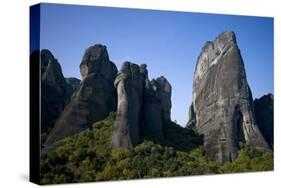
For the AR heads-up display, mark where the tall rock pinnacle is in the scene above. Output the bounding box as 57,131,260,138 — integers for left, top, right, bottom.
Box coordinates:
112,62,147,148
188,31,270,163
41,50,67,133
112,62,172,148
44,44,117,146
142,76,171,139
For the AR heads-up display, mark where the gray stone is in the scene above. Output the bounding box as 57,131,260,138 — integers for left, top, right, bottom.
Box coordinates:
142,79,163,139
44,44,117,146
65,77,81,101
80,44,117,82
155,76,172,122
41,50,67,133
186,104,196,129
112,61,172,147
189,31,270,163
111,62,146,148
112,59,172,148
142,76,171,139
254,94,274,148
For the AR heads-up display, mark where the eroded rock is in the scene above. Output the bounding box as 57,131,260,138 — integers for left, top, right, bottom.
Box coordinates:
142,76,171,139
185,104,196,129
65,77,81,101
44,44,117,146
254,94,274,148
111,62,146,148
189,31,270,163
112,60,173,147
41,50,67,133
155,76,172,122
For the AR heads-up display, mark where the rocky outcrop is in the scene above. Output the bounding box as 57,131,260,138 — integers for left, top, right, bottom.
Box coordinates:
254,94,274,148
189,31,270,163
44,44,117,146
186,104,196,129
111,62,147,148
142,77,171,139
65,77,81,100
155,76,172,122
112,62,172,148
41,50,67,133
80,44,117,81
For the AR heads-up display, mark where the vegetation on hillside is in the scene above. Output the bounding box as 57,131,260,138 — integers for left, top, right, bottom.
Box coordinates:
40,112,273,184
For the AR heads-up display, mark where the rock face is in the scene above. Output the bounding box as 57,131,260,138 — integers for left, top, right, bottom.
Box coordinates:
80,44,117,82
65,77,81,100
254,94,274,148
41,50,67,133
111,62,147,148
112,62,172,148
142,77,171,139
45,44,117,146
41,44,173,148
186,104,196,129
189,31,270,163
155,76,172,122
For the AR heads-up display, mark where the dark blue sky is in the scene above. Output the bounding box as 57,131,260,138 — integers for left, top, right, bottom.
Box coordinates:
40,3,273,126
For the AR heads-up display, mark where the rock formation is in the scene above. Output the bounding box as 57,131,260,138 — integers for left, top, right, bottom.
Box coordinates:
80,63,88,79
111,62,147,148
186,104,196,129
188,31,270,163
80,44,117,81
41,49,67,133
254,94,274,148
44,44,117,146
155,76,172,122
142,77,171,139
65,77,81,100
112,62,172,148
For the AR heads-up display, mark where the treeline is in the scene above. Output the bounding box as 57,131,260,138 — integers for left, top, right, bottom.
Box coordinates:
40,112,273,184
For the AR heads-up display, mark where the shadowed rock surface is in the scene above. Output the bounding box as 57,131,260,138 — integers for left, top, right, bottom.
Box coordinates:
254,94,274,148
155,76,172,122
80,44,117,81
41,50,67,133
65,77,81,101
142,76,171,139
189,31,270,163
112,61,172,148
112,62,147,148
186,104,196,129
45,44,117,146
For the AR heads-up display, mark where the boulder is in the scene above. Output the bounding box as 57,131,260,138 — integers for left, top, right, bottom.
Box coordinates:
254,94,274,148
44,44,117,146
189,31,270,163
41,49,67,133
